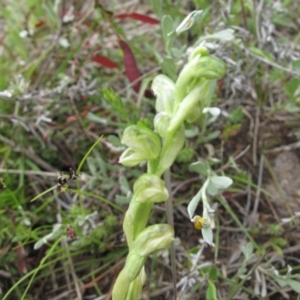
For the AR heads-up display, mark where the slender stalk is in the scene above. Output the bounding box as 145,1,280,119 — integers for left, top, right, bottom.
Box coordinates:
164,170,177,298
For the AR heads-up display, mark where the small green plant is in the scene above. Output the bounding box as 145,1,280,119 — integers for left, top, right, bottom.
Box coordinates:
112,11,233,300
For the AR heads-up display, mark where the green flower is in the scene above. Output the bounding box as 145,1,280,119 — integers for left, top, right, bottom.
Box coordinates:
154,112,171,137
174,55,226,105
119,124,161,166
133,174,169,204
134,224,174,256
152,74,175,115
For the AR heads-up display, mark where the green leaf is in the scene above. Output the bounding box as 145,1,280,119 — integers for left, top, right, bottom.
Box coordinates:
206,280,218,300
34,238,46,250
202,130,220,142
161,15,175,53
241,242,254,260
87,157,97,175
198,28,235,43
103,88,124,110
285,77,300,97
34,224,62,250
208,266,218,280
108,134,122,147
202,226,213,245
273,276,300,294
151,0,163,19
115,195,131,205
250,46,274,61
185,126,199,138
286,279,300,293
292,59,300,73
86,112,108,124
271,243,283,255
161,15,174,39
176,147,195,163
284,102,300,113
160,57,177,81
272,237,287,247
209,175,233,189
119,176,131,195
187,188,203,219
189,160,210,176
230,107,244,123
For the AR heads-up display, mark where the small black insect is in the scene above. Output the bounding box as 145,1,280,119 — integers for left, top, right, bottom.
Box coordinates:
56,168,78,192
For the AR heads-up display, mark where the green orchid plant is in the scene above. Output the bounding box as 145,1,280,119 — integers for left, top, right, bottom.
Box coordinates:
112,11,233,300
